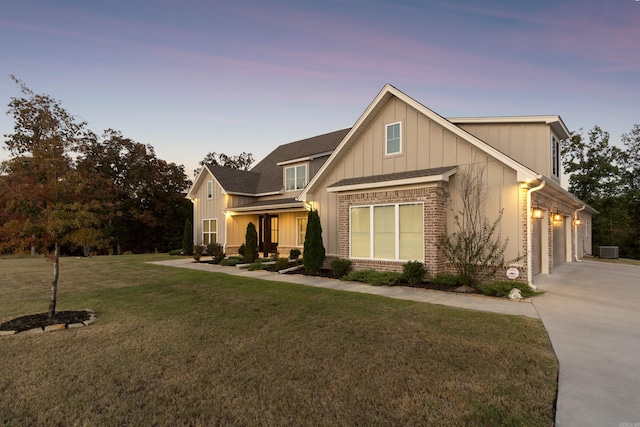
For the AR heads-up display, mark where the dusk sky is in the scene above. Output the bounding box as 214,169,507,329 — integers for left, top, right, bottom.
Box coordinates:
1,0,638,182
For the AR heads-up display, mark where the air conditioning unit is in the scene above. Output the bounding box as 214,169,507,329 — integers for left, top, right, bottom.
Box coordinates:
599,246,619,259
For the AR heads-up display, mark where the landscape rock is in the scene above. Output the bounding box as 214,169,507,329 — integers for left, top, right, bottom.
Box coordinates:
68,323,85,329
0,330,16,337
508,288,523,300
44,324,66,332
22,327,44,335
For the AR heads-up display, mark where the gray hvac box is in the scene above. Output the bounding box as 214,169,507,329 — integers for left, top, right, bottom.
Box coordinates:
599,246,619,259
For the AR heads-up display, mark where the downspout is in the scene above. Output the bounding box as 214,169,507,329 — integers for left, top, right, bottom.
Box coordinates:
573,205,586,262
526,179,545,289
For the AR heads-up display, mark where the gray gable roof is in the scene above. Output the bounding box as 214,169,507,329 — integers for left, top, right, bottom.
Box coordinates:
205,164,261,195
206,128,350,196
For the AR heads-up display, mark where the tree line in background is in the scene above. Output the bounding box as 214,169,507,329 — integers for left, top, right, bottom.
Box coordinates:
563,124,640,259
0,77,193,260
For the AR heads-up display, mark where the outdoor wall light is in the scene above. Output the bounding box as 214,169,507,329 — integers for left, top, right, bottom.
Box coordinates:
574,218,582,225
532,208,543,219
553,213,563,222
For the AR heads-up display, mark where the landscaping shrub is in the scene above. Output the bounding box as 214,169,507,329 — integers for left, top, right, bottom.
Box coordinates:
289,248,301,260
182,220,194,256
246,260,268,271
330,258,352,279
403,261,427,285
274,257,290,270
206,243,225,264
303,209,326,274
430,273,461,287
219,256,243,266
343,270,403,286
477,281,541,298
238,244,245,257
168,249,182,256
244,223,258,263
193,245,204,262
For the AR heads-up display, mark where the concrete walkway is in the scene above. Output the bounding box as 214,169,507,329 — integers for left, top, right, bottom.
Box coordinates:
532,260,640,427
149,258,539,318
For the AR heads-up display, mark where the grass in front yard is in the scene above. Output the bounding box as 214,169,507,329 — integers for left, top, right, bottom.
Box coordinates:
0,254,557,426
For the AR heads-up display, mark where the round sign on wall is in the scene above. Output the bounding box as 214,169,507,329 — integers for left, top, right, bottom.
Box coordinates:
506,267,520,280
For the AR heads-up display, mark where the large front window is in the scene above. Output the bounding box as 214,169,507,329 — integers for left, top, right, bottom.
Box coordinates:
350,203,423,261
203,219,217,245
285,164,307,191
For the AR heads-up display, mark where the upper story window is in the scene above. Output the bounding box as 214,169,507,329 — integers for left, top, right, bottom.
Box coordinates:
551,137,560,178
207,181,213,199
385,122,402,155
285,164,307,191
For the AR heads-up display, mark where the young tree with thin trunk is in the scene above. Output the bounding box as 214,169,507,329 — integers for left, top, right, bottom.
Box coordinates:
0,77,98,319
437,164,519,288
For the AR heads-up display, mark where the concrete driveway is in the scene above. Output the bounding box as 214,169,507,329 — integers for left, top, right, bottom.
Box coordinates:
532,260,640,427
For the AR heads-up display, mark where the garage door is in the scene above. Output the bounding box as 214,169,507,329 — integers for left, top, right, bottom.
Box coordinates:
553,219,566,267
532,217,542,276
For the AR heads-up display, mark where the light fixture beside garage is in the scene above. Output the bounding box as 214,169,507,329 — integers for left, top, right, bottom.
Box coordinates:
532,203,543,219
551,208,563,222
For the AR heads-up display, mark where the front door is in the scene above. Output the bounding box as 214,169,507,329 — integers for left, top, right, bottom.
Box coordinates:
259,214,278,257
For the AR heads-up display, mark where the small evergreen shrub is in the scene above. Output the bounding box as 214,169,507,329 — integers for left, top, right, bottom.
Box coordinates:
168,249,182,256
403,261,427,285
289,248,301,260
430,273,461,287
246,260,268,271
193,245,204,262
343,269,403,286
219,256,243,266
238,244,245,257
303,210,326,274
182,220,194,256
330,258,352,279
206,243,225,264
477,281,542,298
274,257,290,270
244,223,258,263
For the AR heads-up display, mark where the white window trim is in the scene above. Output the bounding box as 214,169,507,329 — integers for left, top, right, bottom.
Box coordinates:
203,218,217,245
551,136,560,178
349,202,424,261
206,181,213,199
385,122,402,156
284,163,308,191
296,217,307,247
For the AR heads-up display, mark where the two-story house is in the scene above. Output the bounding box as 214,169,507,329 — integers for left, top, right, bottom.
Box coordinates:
186,84,595,286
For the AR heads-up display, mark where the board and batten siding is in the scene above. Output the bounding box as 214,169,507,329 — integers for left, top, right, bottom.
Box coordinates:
191,174,226,246
456,123,558,181
311,96,524,262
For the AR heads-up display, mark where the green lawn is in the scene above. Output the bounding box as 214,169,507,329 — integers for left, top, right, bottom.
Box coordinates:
0,254,557,426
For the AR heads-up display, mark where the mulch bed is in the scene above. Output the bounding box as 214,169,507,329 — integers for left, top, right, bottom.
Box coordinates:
0,310,92,333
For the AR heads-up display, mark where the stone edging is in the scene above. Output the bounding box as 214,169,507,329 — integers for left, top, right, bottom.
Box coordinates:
0,309,96,337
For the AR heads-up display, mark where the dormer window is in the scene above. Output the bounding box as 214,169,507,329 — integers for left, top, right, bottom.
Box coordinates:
385,122,402,155
551,136,560,178
285,164,307,191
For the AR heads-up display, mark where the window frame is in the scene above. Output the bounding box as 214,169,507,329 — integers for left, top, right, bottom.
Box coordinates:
206,180,213,199
296,217,307,247
551,136,560,178
202,218,217,245
349,202,424,261
385,122,402,156
285,164,308,191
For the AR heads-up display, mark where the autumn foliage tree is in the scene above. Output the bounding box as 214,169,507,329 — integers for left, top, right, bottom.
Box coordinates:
0,76,98,318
